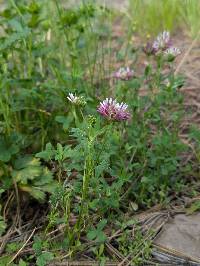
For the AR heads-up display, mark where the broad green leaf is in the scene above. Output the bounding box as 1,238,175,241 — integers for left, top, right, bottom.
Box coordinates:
0,138,19,162
87,229,97,240
34,168,53,186
12,166,42,184
36,252,54,266
55,115,73,131
19,259,27,266
20,185,46,201
96,232,107,243
97,219,107,231
14,156,41,170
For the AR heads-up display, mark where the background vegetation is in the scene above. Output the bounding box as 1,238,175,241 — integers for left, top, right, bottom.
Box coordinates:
128,0,200,37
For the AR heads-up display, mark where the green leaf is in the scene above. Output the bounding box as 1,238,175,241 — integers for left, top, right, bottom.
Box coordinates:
95,159,109,178
34,168,53,186
12,166,42,184
0,255,13,265
0,28,31,51
38,182,58,194
12,156,57,201
96,231,107,243
33,237,42,255
8,19,23,32
55,144,72,162
13,156,42,184
189,125,200,144
23,186,46,201
55,115,73,131
36,143,55,162
36,252,54,266
19,259,27,266
87,229,97,240
0,137,19,162
97,219,107,231
6,242,22,253
14,156,41,170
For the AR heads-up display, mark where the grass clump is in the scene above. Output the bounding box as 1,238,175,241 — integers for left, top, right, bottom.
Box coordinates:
128,0,200,38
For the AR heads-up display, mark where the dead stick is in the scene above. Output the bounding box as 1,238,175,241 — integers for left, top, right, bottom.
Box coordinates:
8,227,36,265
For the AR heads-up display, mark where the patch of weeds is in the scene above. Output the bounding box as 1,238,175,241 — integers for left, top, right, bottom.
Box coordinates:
0,0,198,265
33,236,54,266
116,219,153,265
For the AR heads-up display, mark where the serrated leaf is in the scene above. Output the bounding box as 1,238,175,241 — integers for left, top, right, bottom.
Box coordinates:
12,166,42,184
34,168,53,186
20,185,46,201
14,156,41,170
36,143,55,162
95,159,109,178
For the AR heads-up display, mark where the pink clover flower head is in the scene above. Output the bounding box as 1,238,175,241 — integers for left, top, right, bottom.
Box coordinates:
114,67,134,81
97,98,131,122
164,47,181,57
153,31,171,52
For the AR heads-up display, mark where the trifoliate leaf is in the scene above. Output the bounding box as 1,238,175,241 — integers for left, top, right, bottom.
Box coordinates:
87,229,97,240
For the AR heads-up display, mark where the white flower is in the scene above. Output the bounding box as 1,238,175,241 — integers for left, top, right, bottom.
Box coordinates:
67,93,79,103
153,31,171,51
67,93,86,106
164,47,181,57
114,67,134,81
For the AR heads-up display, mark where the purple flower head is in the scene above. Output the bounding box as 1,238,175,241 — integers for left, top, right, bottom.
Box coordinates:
153,31,171,52
143,42,156,56
114,67,134,81
97,98,131,122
